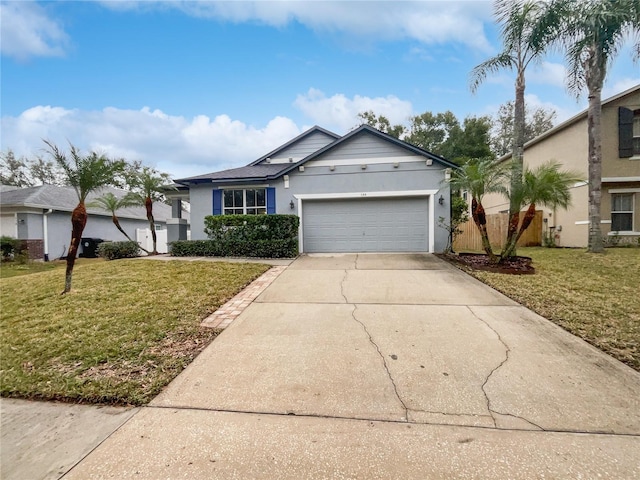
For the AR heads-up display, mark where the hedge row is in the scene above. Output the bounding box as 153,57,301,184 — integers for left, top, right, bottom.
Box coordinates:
204,214,299,242
97,241,141,260
170,239,298,259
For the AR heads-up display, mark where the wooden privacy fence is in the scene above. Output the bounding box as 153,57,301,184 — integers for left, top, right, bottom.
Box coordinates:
453,210,543,252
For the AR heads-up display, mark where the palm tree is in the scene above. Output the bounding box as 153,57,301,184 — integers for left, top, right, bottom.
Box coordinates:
447,157,509,261
548,0,640,252
44,141,124,293
470,0,553,256
501,161,583,258
125,167,171,255
88,192,150,253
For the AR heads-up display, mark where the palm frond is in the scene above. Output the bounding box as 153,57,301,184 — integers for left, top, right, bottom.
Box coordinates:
469,53,515,93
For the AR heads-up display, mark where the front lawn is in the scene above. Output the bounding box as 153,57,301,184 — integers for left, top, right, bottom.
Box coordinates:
457,247,639,371
0,259,270,405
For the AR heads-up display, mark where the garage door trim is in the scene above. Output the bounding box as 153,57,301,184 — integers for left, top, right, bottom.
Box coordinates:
295,189,438,253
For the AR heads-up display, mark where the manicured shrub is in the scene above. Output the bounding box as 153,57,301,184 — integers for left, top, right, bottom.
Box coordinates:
97,241,141,260
171,214,299,258
1,236,22,261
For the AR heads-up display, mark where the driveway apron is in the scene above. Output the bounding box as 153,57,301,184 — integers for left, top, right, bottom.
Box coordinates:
65,254,640,479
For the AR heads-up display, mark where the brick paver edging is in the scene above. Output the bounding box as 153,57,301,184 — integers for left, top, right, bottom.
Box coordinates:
201,266,287,329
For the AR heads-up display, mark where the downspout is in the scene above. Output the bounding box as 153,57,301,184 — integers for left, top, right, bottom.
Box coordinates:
43,209,53,261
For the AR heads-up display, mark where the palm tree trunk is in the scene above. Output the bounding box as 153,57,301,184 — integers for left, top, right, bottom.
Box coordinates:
472,198,497,262
112,215,150,254
63,202,87,294
502,203,537,259
587,77,604,253
145,197,158,254
502,69,526,258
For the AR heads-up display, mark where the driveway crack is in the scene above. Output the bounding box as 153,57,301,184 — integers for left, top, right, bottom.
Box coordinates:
467,307,545,431
350,303,409,422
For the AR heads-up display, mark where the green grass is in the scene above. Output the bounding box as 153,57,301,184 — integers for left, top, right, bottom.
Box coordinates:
0,259,270,405
457,247,640,371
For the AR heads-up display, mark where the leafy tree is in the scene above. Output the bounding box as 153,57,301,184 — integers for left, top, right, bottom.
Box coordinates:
0,150,31,187
125,167,172,255
491,101,557,157
471,0,554,257
447,158,508,261
356,111,406,138
501,161,583,258
405,111,458,152
439,116,494,163
88,192,150,253
438,195,470,254
548,0,640,252
44,141,125,294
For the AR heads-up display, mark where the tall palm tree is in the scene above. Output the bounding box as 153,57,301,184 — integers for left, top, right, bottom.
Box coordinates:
125,167,172,255
470,0,553,256
44,141,124,293
549,0,640,252
447,157,509,261
502,161,583,258
88,192,150,253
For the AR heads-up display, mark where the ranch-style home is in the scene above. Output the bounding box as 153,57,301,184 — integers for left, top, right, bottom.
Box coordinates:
0,184,185,259
173,125,457,253
482,84,640,247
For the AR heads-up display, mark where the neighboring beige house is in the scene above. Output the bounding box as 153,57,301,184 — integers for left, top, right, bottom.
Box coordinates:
483,85,640,247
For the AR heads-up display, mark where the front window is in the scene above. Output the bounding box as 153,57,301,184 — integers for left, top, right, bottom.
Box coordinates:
223,188,266,215
611,193,634,232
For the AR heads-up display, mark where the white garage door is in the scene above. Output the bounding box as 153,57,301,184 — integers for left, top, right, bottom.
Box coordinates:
302,197,429,253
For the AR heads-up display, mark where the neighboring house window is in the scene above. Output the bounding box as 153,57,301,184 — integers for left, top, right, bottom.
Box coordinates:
223,189,266,215
618,107,640,157
611,193,634,232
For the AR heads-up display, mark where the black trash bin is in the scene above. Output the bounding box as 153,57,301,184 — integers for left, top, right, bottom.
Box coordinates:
80,238,104,258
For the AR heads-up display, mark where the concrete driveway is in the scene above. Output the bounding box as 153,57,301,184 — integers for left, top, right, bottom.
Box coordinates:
64,254,639,479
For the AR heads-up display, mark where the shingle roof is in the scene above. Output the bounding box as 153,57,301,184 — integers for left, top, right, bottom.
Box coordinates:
0,184,180,222
176,164,290,184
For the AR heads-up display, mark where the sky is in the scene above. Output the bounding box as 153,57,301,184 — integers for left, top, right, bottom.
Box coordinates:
1,0,639,180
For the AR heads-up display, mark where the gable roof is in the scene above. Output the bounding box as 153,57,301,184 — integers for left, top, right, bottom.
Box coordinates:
0,184,178,222
248,125,340,166
176,124,457,185
498,84,640,162
278,125,459,176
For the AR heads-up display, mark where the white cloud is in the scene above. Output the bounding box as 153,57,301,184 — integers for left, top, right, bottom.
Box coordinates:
0,2,69,60
294,88,414,132
0,106,301,179
524,93,580,124
529,61,567,88
603,78,640,98
99,0,493,52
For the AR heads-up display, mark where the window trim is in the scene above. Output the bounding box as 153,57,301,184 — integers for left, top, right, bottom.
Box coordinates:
223,188,267,215
611,192,635,232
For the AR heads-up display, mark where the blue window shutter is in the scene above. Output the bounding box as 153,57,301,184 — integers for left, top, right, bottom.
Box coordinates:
266,187,276,214
212,189,222,215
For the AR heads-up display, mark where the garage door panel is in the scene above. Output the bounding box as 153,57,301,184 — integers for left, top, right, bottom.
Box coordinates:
303,197,429,253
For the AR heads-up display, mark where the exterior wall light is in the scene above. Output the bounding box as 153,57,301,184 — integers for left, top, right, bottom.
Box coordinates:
438,195,445,206
290,200,295,210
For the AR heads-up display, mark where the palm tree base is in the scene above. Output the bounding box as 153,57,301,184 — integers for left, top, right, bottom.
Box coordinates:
441,252,535,275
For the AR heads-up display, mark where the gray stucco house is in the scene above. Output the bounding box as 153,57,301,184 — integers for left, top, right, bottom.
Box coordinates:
0,185,182,259
174,125,456,253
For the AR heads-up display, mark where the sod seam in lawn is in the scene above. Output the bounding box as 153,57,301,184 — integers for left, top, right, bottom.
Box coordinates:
0,259,270,405
449,247,640,371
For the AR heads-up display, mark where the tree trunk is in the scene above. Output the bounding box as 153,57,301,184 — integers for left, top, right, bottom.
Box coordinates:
63,202,87,294
586,48,605,253
145,197,158,254
502,69,526,259
112,215,150,254
501,203,537,260
472,198,497,262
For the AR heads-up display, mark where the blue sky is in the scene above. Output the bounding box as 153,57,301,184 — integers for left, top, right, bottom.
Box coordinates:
1,1,638,179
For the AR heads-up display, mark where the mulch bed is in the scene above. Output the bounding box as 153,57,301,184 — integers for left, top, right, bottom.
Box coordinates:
439,252,535,275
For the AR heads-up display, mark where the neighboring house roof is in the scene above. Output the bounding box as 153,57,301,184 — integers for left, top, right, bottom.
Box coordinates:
176,124,457,185
0,184,182,222
498,84,640,162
